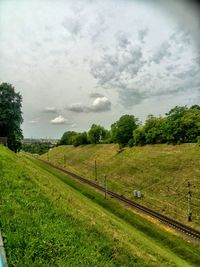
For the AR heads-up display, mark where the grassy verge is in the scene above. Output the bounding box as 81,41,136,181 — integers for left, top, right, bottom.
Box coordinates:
0,146,199,266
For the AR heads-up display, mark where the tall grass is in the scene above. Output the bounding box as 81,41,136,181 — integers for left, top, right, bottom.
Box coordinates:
40,144,200,231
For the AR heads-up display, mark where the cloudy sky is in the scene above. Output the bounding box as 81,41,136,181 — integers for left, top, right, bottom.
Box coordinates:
0,0,199,138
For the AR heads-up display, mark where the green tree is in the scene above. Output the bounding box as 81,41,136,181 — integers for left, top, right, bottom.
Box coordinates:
143,115,167,144
22,143,51,155
165,106,188,144
0,83,23,152
180,105,200,143
88,124,106,144
133,127,146,146
111,115,139,146
72,132,89,147
58,131,77,145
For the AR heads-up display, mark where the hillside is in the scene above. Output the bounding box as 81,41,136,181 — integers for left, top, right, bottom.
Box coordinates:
0,145,200,266
40,143,200,231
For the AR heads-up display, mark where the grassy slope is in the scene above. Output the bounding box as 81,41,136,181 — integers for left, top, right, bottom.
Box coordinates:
0,146,199,266
40,143,200,231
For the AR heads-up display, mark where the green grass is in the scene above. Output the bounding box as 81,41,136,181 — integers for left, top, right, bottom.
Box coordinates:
0,145,200,266
40,144,200,231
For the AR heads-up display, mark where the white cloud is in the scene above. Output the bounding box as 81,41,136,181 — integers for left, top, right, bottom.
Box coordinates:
90,97,111,112
50,115,67,124
68,97,111,113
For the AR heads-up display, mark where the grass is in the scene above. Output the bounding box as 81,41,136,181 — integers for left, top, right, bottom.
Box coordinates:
0,145,200,266
40,143,200,231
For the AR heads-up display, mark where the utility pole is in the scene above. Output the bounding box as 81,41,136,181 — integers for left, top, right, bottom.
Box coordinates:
64,154,66,168
188,182,192,222
94,160,97,181
104,175,107,199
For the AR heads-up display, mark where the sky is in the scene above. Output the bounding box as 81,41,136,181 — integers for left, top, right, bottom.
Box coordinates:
0,0,200,138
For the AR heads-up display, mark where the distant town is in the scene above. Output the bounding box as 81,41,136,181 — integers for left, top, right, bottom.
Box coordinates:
22,138,59,145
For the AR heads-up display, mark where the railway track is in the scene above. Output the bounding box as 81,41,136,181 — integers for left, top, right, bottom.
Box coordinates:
38,158,200,241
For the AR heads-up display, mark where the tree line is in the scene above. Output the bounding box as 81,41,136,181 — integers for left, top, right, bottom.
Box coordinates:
58,105,200,148
1,82,199,153
22,142,52,155
0,83,23,152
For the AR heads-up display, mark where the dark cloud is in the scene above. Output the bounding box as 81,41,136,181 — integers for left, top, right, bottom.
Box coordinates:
165,64,178,72
115,31,130,48
68,97,111,113
89,92,104,98
138,28,148,43
170,27,191,45
174,69,198,79
119,89,147,108
194,54,200,66
68,103,85,113
151,41,171,64
90,39,145,88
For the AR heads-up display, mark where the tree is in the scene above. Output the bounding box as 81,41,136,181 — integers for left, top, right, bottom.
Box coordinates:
88,124,107,144
143,115,167,144
58,131,77,145
165,106,188,144
0,83,23,152
180,105,200,143
72,132,89,147
111,115,139,146
133,127,146,146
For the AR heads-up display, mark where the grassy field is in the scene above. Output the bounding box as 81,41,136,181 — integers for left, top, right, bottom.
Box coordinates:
0,145,200,266
40,143,200,231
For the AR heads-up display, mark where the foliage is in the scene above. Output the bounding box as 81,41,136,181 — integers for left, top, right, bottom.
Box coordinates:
142,115,167,145
22,142,51,155
133,106,200,146
58,105,200,148
72,132,89,147
111,115,139,146
88,124,107,144
58,131,77,145
165,105,200,144
0,82,23,152
101,130,113,144
133,127,146,146
197,136,200,145
165,106,188,144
